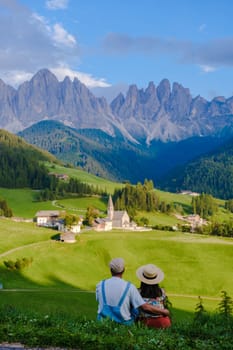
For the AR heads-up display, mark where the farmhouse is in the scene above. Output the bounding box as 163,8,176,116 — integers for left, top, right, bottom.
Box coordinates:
35,210,63,227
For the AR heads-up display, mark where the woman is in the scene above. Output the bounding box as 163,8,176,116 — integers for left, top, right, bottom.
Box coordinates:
136,263,171,329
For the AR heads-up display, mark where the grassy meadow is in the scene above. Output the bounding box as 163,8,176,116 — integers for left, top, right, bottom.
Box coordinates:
0,219,232,322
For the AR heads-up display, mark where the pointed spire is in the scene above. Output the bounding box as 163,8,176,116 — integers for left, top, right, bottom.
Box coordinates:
108,195,114,220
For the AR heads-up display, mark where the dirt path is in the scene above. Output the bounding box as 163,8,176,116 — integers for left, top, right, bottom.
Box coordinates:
0,288,221,300
0,241,49,258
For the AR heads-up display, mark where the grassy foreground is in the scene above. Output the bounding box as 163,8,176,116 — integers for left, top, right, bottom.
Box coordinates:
0,305,232,350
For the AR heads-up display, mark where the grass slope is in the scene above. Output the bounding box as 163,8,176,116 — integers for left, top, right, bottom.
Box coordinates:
0,220,232,321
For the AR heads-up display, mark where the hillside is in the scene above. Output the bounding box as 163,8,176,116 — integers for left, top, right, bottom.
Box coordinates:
18,120,229,185
161,136,233,199
18,120,156,182
0,129,58,189
0,221,232,320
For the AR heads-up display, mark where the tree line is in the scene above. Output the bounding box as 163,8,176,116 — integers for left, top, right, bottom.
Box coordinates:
191,193,218,219
112,179,175,219
37,176,106,201
0,147,52,189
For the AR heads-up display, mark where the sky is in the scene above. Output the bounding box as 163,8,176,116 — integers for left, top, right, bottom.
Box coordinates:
1,0,233,102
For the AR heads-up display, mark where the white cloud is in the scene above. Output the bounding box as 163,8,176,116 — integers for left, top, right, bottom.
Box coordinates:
46,0,69,10
0,65,111,89
51,65,111,87
199,65,216,73
0,70,34,86
0,2,84,85
52,23,76,48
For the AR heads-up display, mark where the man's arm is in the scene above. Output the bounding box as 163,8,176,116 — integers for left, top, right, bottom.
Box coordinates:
140,303,170,316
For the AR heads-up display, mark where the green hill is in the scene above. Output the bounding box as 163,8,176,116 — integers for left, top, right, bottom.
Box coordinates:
0,129,58,189
161,136,233,199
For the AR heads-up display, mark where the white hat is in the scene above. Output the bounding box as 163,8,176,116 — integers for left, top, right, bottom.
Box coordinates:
136,264,164,285
109,258,125,274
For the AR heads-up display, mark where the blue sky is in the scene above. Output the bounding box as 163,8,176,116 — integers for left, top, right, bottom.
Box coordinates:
1,0,233,101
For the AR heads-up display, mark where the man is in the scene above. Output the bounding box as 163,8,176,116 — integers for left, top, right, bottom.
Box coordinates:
96,257,170,325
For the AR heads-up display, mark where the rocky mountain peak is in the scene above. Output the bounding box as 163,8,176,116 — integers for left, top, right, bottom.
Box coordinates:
157,78,171,103
1,69,233,143
31,68,58,86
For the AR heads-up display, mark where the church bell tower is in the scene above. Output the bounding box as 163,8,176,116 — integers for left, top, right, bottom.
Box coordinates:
107,195,114,220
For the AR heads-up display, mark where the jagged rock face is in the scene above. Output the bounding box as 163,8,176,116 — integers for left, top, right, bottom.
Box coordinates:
111,79,233,142
1,69,233,142
6,69,124,137
0,80,21,132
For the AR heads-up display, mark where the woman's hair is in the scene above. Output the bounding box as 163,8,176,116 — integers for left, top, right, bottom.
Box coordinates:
140,282,162,298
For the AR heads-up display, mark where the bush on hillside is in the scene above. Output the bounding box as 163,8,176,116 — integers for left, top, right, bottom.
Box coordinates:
4,257,33,271
0,198,13,217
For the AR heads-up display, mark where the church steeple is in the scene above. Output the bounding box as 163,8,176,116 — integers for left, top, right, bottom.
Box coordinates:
108,195,114,220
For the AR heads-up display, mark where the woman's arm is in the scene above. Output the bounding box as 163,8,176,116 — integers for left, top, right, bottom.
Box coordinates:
140,303,170,316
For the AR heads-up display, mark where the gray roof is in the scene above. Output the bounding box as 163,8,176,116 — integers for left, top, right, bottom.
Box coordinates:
36,210,60,217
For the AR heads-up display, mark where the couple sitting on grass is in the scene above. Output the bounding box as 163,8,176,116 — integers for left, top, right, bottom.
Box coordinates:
96,258,171,329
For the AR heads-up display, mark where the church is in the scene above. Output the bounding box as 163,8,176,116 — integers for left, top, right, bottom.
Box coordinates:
107,195,131,228
93,195,133,231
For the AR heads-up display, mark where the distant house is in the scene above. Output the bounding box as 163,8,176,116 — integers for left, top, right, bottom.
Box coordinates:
49,173,69,181
35,210,63,227
70,223,82,233
93,218,112,231
180,190,199,197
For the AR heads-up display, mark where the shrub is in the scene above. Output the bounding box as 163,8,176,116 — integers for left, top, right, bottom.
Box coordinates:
4,257,33,271
217,290,233,318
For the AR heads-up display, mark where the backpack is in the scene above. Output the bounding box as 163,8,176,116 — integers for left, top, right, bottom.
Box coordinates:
97,280,136,325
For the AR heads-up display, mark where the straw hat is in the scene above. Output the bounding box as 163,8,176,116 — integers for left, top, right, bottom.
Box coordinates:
136,264,164,285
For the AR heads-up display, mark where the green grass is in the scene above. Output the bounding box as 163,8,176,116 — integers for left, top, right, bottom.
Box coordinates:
0,221,232,321
0,188,57,218
135,211,181,226
54,196,108,215
0,188,109,219
45,162,123,193
155,189,193,212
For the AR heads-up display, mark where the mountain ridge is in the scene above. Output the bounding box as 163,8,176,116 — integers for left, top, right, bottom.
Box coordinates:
1,68,233,143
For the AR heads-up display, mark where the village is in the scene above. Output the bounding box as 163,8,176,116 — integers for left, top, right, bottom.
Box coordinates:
35,195,153,243
35,194,207,243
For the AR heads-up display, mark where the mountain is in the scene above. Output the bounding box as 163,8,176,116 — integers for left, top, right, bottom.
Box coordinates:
111,80,233,143
3,68,233,198
18,120,154,182
1,69,233,143
0,129,58,188
18,120,229,186
0,69,135,141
